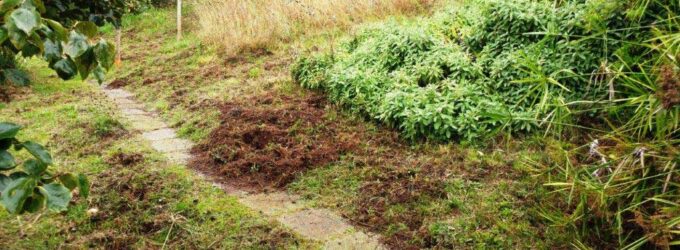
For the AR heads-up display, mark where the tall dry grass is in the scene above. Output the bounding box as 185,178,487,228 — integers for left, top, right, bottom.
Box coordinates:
195,0,434,55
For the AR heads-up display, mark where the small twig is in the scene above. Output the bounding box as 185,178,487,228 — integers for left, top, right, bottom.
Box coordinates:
161,215,177,250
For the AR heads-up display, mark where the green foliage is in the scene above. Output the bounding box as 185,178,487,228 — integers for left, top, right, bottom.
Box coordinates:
292,0,678,142
0,0,124,86
0,122,88,214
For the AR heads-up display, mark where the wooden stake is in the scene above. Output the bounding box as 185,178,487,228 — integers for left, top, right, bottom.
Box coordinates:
115,27,122,66
177,0,182,40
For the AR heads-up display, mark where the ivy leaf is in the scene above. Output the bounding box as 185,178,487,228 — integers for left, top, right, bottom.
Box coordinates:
58,173,77,191
7,24,27,49
43,19,67,42
43,39,62,64
94,39,115,70
1,177,36,214
3,69,31,86
75,48,95,80
65,31,88,58
22,191,45,213
0,151,16,170
52,58,77,80
24,159,47,176
0,122,21,139
0,0,22,14
0,174,11,193
22,141,53,165
77,173,89,198
75,21,98,38
39,183,71,212
93,66,106,84
10,8,41,35
0,27,7,44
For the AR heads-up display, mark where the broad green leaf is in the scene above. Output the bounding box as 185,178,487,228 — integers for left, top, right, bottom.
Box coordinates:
25,0,46,14
65,31,88,58
0,151,16,170
94,39,115,70
22,191,45,213
10,8,40,35
0,122,21,139
7,24,27,49
22,141,52,165
23,159,47,176
0,27,7,44
39,183,71,212
1,177,35,214
59,173,77,191
0,174,11,192
3,69,31,86
93,65,106,84
20,43,40,57
52,58,77,80
77,174,89,198
43,19,67,42
75,48,95,80
75,21,98,38
43,39,61,63
0,0,22,14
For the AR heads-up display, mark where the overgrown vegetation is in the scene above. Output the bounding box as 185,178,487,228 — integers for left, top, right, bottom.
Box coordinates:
293,0,679,248
195,0,435,55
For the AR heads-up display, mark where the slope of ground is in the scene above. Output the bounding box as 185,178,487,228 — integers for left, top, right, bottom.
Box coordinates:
109,7,567,248
0,60,307,248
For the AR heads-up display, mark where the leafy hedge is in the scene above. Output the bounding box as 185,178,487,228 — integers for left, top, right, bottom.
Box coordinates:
292,0,677,141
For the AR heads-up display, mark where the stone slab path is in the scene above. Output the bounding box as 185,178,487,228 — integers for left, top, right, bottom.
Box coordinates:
101,86,384,250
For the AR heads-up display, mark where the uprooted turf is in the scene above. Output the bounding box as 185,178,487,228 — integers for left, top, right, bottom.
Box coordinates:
190,93,357,191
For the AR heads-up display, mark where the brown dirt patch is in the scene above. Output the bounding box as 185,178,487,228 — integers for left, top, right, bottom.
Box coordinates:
106,152,144,167
106,78,128,88
190,92,358,191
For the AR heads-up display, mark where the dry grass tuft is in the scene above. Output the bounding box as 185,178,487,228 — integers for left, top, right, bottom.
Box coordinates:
195,0,435,55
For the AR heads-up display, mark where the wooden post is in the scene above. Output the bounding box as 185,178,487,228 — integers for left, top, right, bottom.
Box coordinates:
177,0,182,40
115,27,122,66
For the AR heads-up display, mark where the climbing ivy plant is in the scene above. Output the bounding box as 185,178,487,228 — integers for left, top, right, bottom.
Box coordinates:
0,0,122,86
0,122,89,214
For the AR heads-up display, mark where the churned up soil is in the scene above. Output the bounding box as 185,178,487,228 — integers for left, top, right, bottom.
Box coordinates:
190,92,358,191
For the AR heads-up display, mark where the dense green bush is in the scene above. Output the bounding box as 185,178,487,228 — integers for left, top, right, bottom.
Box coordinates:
293,0,677,142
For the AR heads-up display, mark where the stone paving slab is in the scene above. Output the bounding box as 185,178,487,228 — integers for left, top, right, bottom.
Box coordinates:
323,231,385,250
104,89,134,99
239,192,305,216
166,152,192,165
150,138,193,153
121,108,148,116
129,119,167,131
142,128,177,141
278,209,352,241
